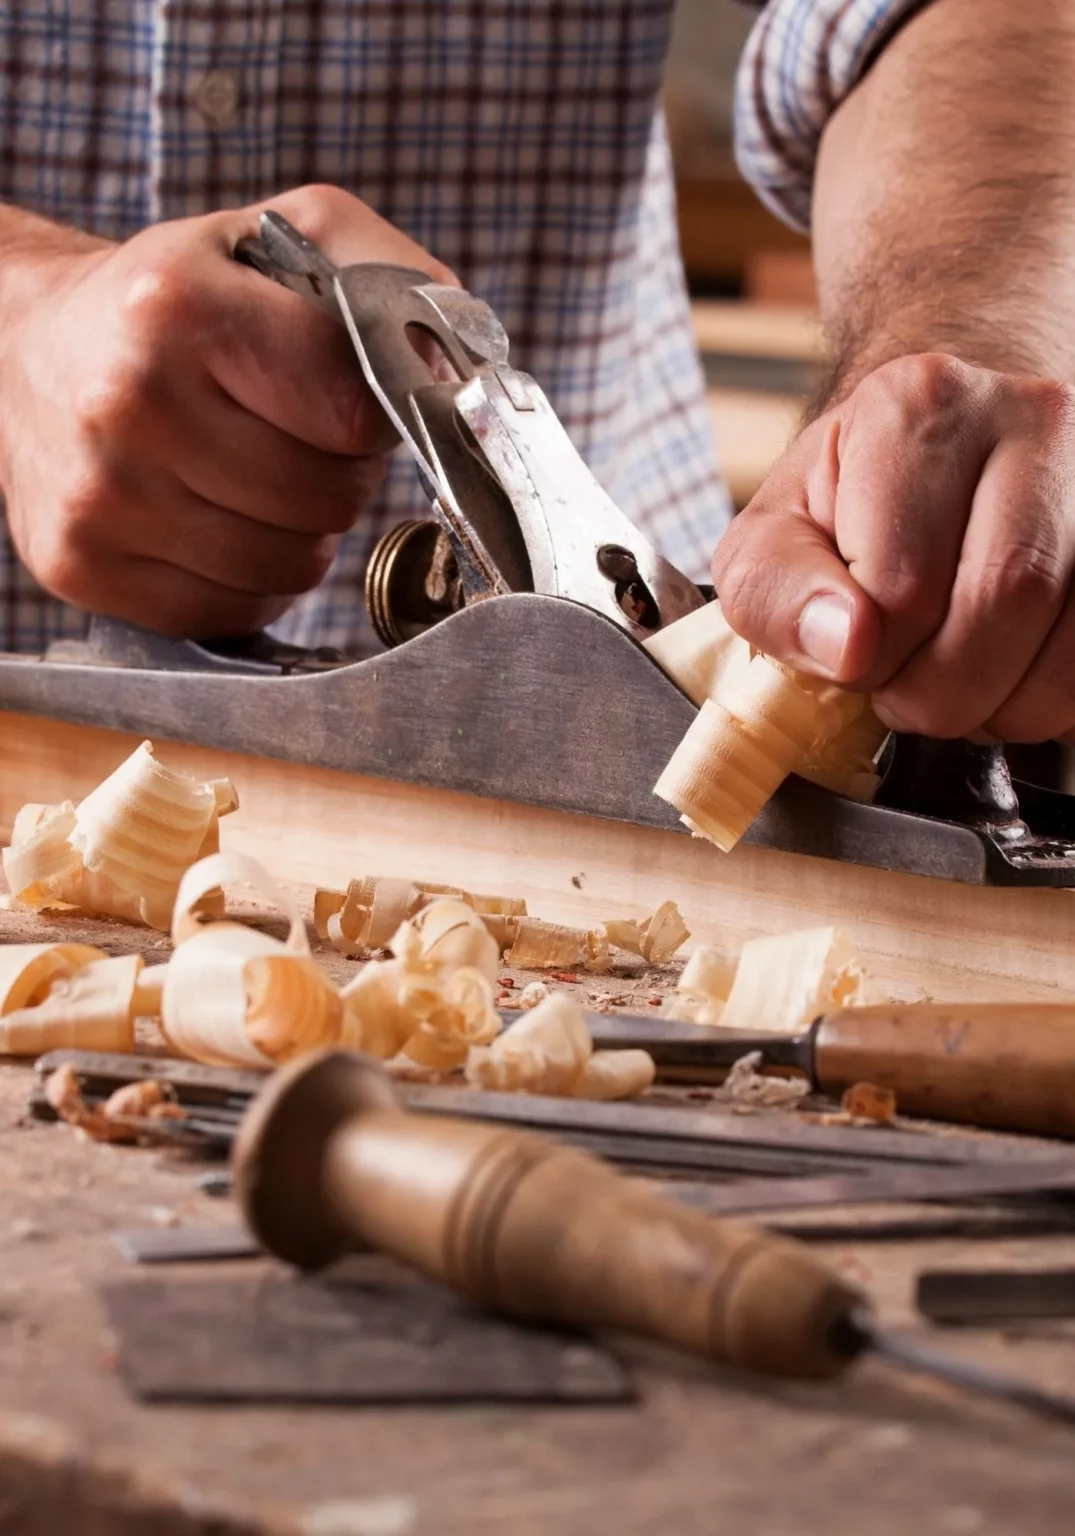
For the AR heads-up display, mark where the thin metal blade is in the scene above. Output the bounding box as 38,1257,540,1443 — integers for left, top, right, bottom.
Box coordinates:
851,1311,1075,1428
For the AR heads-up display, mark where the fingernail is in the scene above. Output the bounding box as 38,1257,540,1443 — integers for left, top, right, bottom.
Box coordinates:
796,594,852,675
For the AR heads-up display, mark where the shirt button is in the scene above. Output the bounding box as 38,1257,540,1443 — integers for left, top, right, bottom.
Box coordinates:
192,70,240,128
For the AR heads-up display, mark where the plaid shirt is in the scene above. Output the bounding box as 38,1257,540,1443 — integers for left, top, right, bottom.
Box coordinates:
0,0,732,656
735,0,930,231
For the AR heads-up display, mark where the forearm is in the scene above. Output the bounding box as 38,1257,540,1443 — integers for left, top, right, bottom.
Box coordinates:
812,0,1075,402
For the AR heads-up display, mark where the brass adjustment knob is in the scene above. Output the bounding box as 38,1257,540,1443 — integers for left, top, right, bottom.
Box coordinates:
364,519,465,648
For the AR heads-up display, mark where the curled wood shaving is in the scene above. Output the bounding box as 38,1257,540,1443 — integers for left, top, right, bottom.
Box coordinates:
132,963,169,1019
604,900,690,964
44,1066,186,1144
393,968,499,1071
320,877,420,957
464,993,654,1100
646,603,886,849
341,897,501,1069
314,874,616,977
1,803,81,904
404,899,500,982
161,852,340,1068
719,926,881,1036
671,928,883,1033
1,743,238,930
0,942,106,1012
315,875,527,957
503,917,610,974
643,599,749,704
671,945,738,1025
0,949,139,1055
800,711,889,802
572,1050,657,1101
172,849,306,951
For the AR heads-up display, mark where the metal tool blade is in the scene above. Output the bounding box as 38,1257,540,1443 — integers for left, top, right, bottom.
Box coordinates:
233,211,341,320
36,1049,1060,1181
114,1225,261,1264
670,1159,1075,1216
584,1014,813,1080
848,1312,1075,1429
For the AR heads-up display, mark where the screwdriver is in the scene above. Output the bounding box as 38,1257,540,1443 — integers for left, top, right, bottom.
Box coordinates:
585,1002,1075,1138
235,1049,1075,1427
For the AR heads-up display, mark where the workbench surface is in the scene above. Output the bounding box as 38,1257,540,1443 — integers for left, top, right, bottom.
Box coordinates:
3,907,1075,1536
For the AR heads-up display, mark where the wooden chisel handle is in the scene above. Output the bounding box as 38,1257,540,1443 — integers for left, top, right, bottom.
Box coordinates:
236,1050,863,1379
813,1003,1075,1137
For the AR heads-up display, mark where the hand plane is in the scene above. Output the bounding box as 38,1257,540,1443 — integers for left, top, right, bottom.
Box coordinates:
1,212,1074,889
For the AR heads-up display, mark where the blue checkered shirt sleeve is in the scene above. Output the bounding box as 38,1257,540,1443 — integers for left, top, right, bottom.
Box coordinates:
734,0,933,232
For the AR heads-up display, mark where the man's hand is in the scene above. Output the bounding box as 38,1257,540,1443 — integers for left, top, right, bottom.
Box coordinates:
0,185,454,637
712,353,1075,742
714,0,1075,745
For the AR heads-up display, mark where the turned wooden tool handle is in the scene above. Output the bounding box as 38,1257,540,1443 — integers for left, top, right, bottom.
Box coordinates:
814,1003,1075,1137
235,1052,862,1380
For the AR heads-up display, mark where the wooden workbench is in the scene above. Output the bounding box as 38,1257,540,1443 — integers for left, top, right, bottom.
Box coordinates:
3,907,1075,1534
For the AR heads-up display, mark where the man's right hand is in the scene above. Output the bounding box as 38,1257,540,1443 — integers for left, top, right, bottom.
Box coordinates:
0,185,454,637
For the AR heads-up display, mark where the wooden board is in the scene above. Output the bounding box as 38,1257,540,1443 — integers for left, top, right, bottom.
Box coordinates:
691,300,822,361
4,712,1075,1005
706,386,802,505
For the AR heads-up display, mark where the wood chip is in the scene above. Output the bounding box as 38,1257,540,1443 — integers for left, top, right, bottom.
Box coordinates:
841,1082,897,1124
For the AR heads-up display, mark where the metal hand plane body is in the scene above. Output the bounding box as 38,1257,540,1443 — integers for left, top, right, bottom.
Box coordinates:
3,212,1075,889
235,212,704,641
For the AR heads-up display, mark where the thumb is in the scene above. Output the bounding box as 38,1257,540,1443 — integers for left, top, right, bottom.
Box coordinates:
711,442,882,686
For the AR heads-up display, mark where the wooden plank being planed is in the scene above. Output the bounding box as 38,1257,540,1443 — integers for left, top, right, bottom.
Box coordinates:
3,710,1075,1004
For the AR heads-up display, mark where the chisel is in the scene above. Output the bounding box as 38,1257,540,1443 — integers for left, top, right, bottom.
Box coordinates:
586,1002,1075,1139
235,1049,1075,1427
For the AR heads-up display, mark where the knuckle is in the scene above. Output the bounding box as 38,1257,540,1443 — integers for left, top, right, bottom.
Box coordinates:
284,182,359,246
1007,375,1075,441
298,181,351,214
122,255,200,342
284,182,456,286
58,466,115,547
851,354,981,456
73,367,144,441
25,517,93,603
975,540,1066,616
862,559,946,636
867,353,969,416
